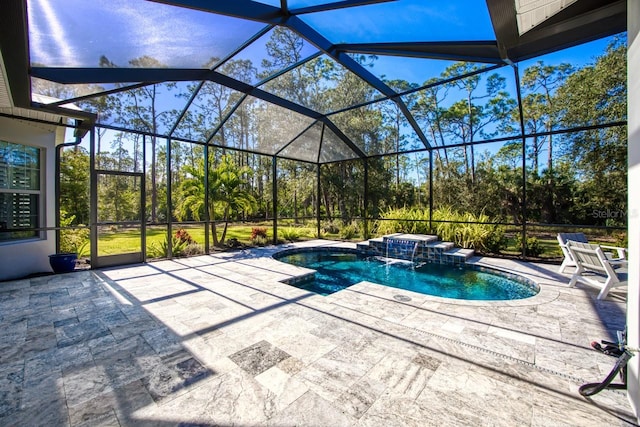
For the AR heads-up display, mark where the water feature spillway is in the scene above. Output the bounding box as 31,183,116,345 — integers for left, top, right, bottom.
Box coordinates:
383,235,431,266
357,233,475,267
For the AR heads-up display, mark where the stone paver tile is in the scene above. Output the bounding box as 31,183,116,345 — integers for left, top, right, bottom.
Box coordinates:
63,364,116,408
530,387,635,426
134,369,270,426
0,361,24,418
255,366,309,412
359,392,486,427
0,247,634,426
267,390,357,427
274,332,336,365
336,375,387,419
229,340,291,376
141,357,212,403
68,379,154,426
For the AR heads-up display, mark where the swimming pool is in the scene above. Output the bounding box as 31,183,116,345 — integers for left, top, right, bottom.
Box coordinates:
274,248,538,300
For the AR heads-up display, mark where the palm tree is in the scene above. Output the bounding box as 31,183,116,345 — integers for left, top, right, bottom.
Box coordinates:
213,155,257,244
175,154,256,246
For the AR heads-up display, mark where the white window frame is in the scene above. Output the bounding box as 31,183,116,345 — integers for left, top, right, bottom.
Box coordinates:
0,140,45,244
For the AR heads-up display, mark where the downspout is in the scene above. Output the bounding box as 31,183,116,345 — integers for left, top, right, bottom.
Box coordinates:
55,120,84,253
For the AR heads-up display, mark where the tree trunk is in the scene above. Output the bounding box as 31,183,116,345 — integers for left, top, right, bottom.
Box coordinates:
545,115,554,222
151,136,157,223
463,145,470,177
220,206,230,244
433,99,449,170
395,115,401,191
532,135,539,173
323,189,332,221
210,204,219,246
469,145,476,184
151,86,158,222
338,165,349,223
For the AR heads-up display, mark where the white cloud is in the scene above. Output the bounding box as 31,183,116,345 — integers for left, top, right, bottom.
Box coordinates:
29,0,76,66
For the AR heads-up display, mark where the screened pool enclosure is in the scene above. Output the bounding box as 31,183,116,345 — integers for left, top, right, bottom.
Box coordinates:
0,0,628,266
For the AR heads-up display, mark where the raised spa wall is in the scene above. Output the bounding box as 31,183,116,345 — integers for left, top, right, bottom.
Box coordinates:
356,234,475,266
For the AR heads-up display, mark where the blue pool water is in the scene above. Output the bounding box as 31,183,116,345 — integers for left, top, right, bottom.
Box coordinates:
275,250,538,300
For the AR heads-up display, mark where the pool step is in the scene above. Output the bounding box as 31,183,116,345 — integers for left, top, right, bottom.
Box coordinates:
385,233,438,243
442,248,475,266
358,234,474,267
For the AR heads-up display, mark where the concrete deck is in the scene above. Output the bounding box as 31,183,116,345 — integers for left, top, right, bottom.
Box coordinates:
0,240,635,426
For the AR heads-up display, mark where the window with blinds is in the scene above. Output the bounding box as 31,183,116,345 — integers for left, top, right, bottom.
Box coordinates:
0,141,42,241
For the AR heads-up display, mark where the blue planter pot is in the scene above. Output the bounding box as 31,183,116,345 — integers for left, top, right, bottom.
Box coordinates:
49,253,77,273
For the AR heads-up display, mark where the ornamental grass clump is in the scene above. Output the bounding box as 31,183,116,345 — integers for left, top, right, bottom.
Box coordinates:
148,236,188,258
375,207,430,235
280,227,306,242
376,206,506,253
339,222,360,240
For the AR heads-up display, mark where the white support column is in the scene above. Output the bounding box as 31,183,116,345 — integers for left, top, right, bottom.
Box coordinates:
627,0,640,421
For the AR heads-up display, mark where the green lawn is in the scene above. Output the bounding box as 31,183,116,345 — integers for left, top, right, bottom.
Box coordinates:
93,223,595,261
502,236,563,259
96,223,320,256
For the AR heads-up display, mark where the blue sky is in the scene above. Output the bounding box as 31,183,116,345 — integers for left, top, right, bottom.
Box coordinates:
27,0,620,86
51,1,625,174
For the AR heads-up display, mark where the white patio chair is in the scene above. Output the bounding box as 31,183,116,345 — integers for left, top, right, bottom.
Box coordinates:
557,232,626,273
565,240,628,300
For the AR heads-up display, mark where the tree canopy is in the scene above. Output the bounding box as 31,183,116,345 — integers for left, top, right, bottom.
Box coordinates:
58,33,628,254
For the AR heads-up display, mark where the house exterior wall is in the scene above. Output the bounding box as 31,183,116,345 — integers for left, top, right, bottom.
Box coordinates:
0,116,56,281
627,0,640,420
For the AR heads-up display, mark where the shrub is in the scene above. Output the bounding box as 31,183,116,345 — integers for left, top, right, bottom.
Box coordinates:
432,207,506,252
615,232,628,248
339,222,359,240
252,235,268,246
375,206,506,253
321,220,340,235
280,227,304,242
375,207,430,235
250,227,269,246
148,236,188,258
251,227,268,240
175,228,195,245
516,234,543,257
183,243,204,256
59,210,90,257
483,226,507,254
60,229,89,257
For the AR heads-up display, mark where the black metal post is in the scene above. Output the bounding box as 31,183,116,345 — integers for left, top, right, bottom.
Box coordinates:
204,143,210,254
363,159,369,239
141,134,147,261
166,137,172,258
429,150,433,233
514,64,527,258
89,128,97,267
272,156,278,245
317,163,321,238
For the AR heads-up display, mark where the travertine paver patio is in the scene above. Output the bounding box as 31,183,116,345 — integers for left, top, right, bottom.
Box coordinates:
0,239,635,426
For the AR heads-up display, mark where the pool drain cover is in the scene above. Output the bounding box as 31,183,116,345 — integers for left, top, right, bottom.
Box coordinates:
393,294,412,302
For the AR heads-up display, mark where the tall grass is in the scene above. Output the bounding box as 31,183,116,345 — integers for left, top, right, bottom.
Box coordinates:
375,206,506,253
375,207,430,235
